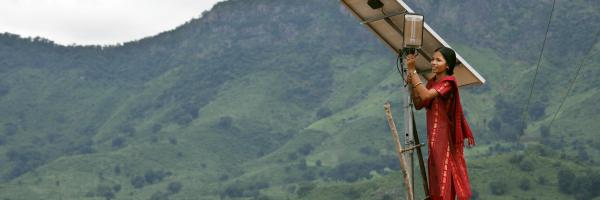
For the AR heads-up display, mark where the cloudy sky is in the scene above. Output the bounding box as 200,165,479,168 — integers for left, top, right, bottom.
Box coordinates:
0,0,224,45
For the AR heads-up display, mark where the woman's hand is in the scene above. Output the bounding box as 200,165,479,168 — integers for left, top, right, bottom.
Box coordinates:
406,54,416,71
406,54,417,84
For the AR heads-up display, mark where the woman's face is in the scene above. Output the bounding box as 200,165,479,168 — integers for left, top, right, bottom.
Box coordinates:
431,51,448,75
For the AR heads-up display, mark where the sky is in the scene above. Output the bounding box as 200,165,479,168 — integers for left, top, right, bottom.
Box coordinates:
0,0,224,45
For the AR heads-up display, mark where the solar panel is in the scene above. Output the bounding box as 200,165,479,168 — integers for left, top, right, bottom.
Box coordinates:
340,0,486,87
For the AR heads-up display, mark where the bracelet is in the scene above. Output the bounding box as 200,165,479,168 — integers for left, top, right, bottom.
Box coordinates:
413,82,423,88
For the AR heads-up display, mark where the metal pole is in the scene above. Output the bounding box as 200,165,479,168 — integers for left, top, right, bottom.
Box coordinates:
402,57,416,200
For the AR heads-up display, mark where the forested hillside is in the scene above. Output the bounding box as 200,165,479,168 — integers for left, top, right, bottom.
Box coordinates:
0,0,598,199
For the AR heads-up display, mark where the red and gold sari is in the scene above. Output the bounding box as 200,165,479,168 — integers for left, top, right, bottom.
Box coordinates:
422,76,475,200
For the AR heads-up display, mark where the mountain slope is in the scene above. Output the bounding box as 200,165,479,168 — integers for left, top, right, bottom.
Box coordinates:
0,0,598,199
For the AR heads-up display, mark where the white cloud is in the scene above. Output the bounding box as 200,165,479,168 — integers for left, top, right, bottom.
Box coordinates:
0,0,224,45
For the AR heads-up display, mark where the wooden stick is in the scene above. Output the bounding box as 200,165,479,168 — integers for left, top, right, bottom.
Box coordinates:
384,101,414,200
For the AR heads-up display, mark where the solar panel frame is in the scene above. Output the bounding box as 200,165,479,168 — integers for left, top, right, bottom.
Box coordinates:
340,0,486,87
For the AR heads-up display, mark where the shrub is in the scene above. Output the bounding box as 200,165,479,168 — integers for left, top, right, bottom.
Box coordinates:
111,137,126,148
114,164,121,175
343,188,361,199
130,176,145,188
217,116,233,129
149,191,169,200
113,184,121,192
558,169,575,194
359,146,379,156
508,154,524,165
219,174,229,181
296,183,316,198
519,178,531,191
0,84,10,96
4,123,18,136
489,180,508,195
298,144,314,155
169,137,177,145
471,190,480,200
316,107,332,119
0,135,6,146
96,185,115,200
537,176,547,185
151,124,162,133
519,160,534,172
327,162,379,182
144,170,169,184
287,152,298,161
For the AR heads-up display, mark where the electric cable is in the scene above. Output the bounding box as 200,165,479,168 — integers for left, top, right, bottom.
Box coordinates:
521,0,556,131
547,30,599,130
505,0,557,184
397,51,408,87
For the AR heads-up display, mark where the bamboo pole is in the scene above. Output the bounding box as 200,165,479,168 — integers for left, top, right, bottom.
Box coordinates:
384,101,414,200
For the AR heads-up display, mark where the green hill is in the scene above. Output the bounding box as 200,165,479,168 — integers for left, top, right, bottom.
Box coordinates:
0,0,598,199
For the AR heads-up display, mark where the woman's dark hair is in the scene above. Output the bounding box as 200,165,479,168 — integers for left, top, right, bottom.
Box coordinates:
435,47,456,75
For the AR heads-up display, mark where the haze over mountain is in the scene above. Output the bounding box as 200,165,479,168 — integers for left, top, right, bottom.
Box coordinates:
0,0,598,199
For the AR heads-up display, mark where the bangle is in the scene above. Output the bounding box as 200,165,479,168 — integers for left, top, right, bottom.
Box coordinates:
413,82,422,88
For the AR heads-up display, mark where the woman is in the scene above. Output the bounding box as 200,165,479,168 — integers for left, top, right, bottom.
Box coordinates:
406,47,475,200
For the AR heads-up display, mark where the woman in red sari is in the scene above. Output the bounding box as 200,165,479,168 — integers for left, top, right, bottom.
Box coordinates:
406,47,475,200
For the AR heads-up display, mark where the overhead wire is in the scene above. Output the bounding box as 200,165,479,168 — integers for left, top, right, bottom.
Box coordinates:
505,0,558,183
547,30,600,130
520,0,557,133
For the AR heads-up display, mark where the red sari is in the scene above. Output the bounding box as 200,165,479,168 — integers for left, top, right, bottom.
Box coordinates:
422,76,475,200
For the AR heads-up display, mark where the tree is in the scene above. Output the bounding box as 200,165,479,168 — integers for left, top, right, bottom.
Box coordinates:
167,182,183,194
558,169,575,194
